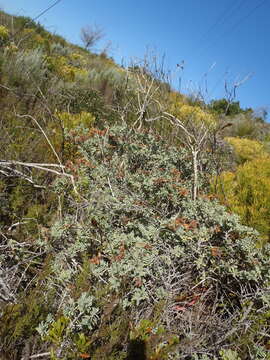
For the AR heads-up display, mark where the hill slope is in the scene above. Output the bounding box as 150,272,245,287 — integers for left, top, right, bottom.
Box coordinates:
0,11,270,360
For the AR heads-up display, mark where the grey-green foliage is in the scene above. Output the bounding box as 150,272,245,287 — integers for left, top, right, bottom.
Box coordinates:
88,66,129,88
37,125,270,358
3,47,47,87
63,292,100,331
219,349,241,360
50,42,71,56
191,350,240,360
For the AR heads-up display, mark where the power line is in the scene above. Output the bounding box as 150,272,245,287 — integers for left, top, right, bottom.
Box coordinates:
208,68,229,97
32,0,63,23
187,0,245,95
197,0,245,47
10,0,63,41
198,0,268,58
197,0,267,100
223,0,268,36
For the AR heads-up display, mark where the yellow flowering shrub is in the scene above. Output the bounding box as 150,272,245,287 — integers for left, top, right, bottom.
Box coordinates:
168,91,186,112
34,34,45,46
71,53,83,60
215,158,270,241
168,93,216,130
178,104,216,128
70,52,87,64
55,111,95,130
47,55,88,81
225,137,269,164
0,25,9,41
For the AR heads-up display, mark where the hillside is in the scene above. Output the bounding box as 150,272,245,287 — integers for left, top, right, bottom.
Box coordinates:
0,11,270,360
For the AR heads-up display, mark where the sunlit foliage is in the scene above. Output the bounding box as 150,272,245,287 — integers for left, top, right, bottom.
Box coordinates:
55,110,95,130
0,25,9,42
176,104,216,128
225,136,269,164
215,157,270,240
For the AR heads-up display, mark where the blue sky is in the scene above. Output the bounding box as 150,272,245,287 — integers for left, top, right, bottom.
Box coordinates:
1,0,270,114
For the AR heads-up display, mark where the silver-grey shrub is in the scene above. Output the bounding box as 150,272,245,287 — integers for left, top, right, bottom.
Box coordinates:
35,125,270,358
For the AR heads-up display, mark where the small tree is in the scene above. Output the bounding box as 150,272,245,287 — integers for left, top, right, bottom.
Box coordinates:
80,24,104,51
118,53,218,200
211,98,243,116
164,104,217,200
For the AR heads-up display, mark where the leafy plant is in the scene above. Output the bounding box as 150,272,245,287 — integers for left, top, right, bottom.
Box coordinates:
215,157,270,241
225,137,269,164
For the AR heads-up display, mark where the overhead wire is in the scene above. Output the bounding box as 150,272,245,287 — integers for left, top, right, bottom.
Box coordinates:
10,0,63,41
197,0,245,48
208,68,229,97
198,0,268,58
221,0,268,37
32,0,63,23
194,0,267,100
182,0,246,97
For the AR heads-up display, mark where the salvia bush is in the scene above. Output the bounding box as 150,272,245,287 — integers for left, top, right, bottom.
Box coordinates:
1,125,268,358
2,48,48,91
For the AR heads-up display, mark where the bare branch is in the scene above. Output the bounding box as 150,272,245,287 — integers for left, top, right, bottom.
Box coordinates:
21,352,50,360
0,160,78,194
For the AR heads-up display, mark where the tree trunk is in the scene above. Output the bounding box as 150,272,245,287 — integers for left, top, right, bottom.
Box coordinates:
192,150,198,200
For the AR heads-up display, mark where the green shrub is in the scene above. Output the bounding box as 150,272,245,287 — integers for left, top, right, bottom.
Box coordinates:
225,137,269,164
21,126,269,358
215,157,270,241
0,25,9,43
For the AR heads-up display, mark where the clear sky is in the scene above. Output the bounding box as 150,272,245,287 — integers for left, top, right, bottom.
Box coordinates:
1,0,270,114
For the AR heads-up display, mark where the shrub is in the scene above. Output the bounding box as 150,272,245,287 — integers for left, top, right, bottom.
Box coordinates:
0,25,9,43
15,125,268,358
225,137,269,164
2,48,48,92
215,157,270,241
55,110,95,130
